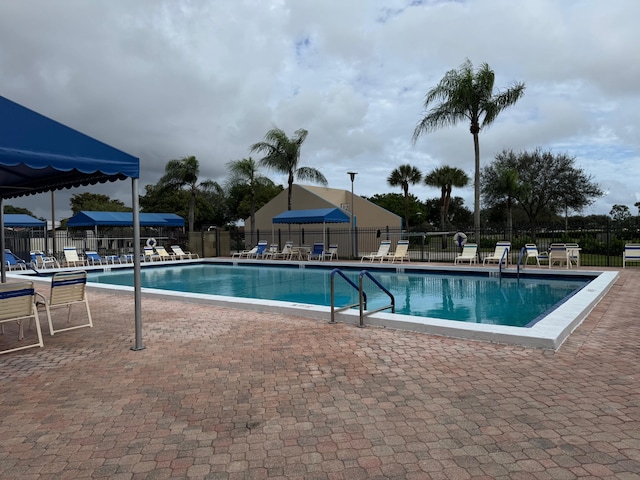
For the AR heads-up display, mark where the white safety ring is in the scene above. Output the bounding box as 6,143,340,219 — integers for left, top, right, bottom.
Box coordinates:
146,237,157,248
453,232,467,247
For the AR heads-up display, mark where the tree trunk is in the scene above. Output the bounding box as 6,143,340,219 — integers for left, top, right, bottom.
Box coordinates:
472,130,481,240
189,192,195,233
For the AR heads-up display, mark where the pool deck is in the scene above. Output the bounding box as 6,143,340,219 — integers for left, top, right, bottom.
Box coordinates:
1,266,639,479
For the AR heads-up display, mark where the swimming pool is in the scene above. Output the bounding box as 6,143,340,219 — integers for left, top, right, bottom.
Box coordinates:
87,264,590,328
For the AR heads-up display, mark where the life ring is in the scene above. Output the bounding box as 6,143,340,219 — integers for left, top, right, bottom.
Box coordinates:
453,232,467,248
146,238,157,248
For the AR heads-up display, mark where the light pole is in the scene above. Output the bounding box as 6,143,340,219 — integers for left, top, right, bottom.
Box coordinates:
348,171,357,258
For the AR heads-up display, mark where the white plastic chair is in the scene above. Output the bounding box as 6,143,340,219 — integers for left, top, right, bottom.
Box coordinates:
1,281,44,354
37,271,93,335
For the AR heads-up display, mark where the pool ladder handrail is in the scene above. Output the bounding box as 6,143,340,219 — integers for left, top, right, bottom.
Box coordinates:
516,246,527,278
497,247,509,278
329,269,395,327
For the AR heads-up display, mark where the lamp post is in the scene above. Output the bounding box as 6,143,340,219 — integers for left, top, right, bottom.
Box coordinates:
348,171,357,258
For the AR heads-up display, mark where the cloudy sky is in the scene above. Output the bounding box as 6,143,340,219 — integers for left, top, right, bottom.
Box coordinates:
1,0,639,220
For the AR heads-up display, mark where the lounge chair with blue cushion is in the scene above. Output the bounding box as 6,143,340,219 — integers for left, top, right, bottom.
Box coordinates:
251,241,270,259
308,242,325,261
85,251,104,266
483,241,511,266
454,243,478,265
5,249,27,271
37,271,93,336
360,240,392,263
0,281,44,355
623,244,640,268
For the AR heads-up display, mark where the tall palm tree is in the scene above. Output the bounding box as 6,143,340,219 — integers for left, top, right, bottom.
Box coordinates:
387,164,423,229
424,166,470,236
158,155,216,233
225,157,271,245
413,59,525,235
250,127,327,210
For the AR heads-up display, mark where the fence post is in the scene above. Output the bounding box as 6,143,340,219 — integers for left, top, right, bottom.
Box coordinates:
606,221,611,267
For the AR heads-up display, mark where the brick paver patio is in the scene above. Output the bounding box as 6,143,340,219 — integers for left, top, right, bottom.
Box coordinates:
1,268,639,479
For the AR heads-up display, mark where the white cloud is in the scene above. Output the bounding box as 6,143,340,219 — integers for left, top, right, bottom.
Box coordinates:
1,0,639,221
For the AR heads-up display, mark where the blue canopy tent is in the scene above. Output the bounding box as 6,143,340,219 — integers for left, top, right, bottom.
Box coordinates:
272,208,350,249
67,211,184,228
0,95,145,350
3,214,46,228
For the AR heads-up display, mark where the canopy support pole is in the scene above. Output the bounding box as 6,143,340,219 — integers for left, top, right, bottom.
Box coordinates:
131,177,144,351
1,197,5,283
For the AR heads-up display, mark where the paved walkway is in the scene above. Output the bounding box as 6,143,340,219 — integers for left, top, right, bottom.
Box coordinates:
1,268,639,479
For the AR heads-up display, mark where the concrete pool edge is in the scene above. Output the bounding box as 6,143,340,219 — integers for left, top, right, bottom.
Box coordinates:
13,262,617,351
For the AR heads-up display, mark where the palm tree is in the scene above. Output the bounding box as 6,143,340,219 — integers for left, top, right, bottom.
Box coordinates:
250,127,327,210
158,155,217,233
387,164,423,229
425,166,470,247
413,59,525,235
226,157,271,245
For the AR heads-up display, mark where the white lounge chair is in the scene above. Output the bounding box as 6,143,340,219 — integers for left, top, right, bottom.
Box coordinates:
143,246,160,261
623,244,640,268
454,243,478,265
323,245,339,261
483,241,511,266
548,244,569,269
232,245,258,258
566,243,581,268
522,244,541,267
37,270,93,336
272,242,294,260
0,281,44,355
361,240,392,263
30,250,59,269
63,247,85,267
385,240,410,263
171,245,199,259
154,246,176,261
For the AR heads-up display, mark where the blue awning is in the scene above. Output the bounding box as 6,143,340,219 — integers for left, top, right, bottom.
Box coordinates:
272,208,350,224
0,95,140,200
3,214,46,227
67,211,184,227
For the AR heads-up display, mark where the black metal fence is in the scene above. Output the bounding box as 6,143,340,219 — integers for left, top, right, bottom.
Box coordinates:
232,222,638,267
6,222,635,268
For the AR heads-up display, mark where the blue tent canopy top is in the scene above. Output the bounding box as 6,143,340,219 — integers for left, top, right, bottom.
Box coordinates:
67,211,184,228
272,208,350,224
3,214,46,227
0,95,139,200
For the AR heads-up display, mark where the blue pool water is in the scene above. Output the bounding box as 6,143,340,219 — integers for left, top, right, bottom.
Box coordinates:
87,264,590,328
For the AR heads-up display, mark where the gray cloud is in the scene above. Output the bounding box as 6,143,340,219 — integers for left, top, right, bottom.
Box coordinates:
1,0,638,220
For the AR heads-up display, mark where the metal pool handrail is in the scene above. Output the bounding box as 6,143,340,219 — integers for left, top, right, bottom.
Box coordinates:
329,269,395,327
498,247,509,278
516,246,526,278
358,270,395,328
330,269,365,324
